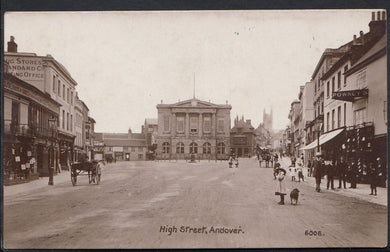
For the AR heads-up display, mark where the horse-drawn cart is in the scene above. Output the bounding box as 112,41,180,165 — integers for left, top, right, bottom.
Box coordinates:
70,160,101,186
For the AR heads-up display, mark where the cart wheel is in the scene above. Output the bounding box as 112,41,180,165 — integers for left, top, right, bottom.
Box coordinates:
71,175,77,186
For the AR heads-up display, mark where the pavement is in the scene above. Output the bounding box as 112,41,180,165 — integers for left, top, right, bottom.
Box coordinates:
278,157,387,206
4,159,387,206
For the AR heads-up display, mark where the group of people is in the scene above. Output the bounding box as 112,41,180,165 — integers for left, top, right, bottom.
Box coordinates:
228,154,239,168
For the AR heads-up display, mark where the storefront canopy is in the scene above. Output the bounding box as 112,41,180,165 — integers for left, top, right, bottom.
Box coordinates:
301,128,344,150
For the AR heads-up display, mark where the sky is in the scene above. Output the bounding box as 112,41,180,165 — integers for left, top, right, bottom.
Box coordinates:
4,10,381,133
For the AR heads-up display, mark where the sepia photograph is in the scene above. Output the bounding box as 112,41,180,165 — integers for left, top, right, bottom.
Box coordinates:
2,8,388,249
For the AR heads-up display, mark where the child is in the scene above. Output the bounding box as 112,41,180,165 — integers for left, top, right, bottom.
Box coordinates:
275,168,287,205
235,158,239,168
297,162,304,182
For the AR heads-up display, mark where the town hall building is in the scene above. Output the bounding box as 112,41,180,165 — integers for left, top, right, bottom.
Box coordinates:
156,98,231,160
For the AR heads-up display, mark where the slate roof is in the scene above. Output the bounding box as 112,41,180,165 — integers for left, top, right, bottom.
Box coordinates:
104,139,146,147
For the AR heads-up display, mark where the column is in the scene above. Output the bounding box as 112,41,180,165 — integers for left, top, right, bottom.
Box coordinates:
172,113,176,137
199,113,203,138
186,113,189,137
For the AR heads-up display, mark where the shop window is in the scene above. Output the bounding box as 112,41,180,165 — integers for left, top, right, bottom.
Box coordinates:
189,142,198,154
12,101,20,125
162,142,170,153
203,142,211,154
176,142,184,154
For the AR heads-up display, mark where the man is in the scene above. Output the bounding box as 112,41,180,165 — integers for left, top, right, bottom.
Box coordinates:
326,160,335,190
312,152,324,192
337,158,347,189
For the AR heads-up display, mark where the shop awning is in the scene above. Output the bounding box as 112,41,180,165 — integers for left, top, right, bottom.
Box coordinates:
301,128,344,150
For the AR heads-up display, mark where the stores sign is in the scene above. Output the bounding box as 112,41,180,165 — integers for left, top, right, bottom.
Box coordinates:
5,56,44,81
332,89,368,102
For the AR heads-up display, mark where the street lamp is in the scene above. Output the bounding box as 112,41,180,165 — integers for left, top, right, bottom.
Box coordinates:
48,117,57,186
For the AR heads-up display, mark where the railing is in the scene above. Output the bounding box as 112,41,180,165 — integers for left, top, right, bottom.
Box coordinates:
3,120,33,137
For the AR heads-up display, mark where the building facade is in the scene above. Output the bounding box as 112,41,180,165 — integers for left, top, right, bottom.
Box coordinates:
230,116,256,157
4,73,61,184
155,98,231,160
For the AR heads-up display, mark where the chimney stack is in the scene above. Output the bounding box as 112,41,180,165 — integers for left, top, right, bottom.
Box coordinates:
372,12,375,21
382,11,386,20
353,35,357,45
359,31,365,45
377,11,381,20
7,36,17,52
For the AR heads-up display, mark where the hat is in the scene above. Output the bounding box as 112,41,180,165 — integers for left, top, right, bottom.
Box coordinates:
316,152,322,157
275,167,286,175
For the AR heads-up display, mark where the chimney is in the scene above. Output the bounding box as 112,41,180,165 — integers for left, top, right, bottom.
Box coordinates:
359,31,365,45
372,12,375,21
353,34,357,45
246,119,251,126
7,36,17,52
382,11,386,20
377,11,381,20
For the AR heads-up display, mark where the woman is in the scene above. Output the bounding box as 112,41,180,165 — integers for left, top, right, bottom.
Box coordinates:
275,167,287,205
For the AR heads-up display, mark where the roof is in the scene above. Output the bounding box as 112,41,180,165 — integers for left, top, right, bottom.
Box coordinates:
231,120,255,133
103,133,129,139
131,133,145,140
345,34,386,76
157,98,232,109
103,139,146,147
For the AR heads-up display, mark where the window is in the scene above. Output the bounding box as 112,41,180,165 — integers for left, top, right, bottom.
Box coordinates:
67,112,69,130
321,102,324,114
176,142,184,153
218,119,224,132
189,142,198,154
131,147,136,152
62,110,65,129
326,81,330,97
70,91,73,105
162,142,170,153
58,80,61,96
344,103,347,126
203,116,211,132
138,154,143,159
163,116,170,132
337,71,341,89
337,106,341,128
53,76,56,93
326,112,330,132
332,109,335,130
11,101,20,125
356,70,367,89
354,108,366,125
70,114,73,131
190,117,198,133
176,117,184,133
67,88,70,103
203,142,211,154
344,65,349,86
332,76,335,93
63,84,65,100
314,82,317,95
217,142,225,154
138,147,143,152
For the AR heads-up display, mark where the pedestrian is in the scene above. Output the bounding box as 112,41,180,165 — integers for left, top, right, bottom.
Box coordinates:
300,153,304,165
313,152,324,192
275,167,287,205
273,162,280,180
297,162,304,182
348,161,357,188
337,158,347,189
235,158,239,168
368,162,378,195
291,156,296,167
326,160,335,190
228,156,234,168
307,159,312,177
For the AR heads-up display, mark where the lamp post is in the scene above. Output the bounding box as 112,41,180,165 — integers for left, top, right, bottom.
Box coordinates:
48,117,57,186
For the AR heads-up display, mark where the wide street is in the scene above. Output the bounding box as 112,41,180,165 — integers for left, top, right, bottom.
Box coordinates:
3,158,387,249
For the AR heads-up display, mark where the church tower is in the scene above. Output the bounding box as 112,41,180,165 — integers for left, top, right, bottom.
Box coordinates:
262,107,273,133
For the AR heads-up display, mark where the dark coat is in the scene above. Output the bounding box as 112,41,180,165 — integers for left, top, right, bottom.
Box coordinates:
312,158,324,179
325,163,335,177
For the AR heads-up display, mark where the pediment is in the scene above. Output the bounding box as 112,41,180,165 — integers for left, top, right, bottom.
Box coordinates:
173,98,217,108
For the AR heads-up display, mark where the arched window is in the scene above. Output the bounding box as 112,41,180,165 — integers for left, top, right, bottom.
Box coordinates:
203,142,211,154
217,142,225,154
162,142,170,153
176,142,184,154
189,142,198,154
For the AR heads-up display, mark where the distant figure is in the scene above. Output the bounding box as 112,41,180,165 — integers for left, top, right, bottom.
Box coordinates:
235,158,239,168
297,162,304,182
275,167,287,205
313,152,324,192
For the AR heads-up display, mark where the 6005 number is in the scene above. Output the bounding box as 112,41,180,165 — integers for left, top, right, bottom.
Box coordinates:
305,230,324,236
